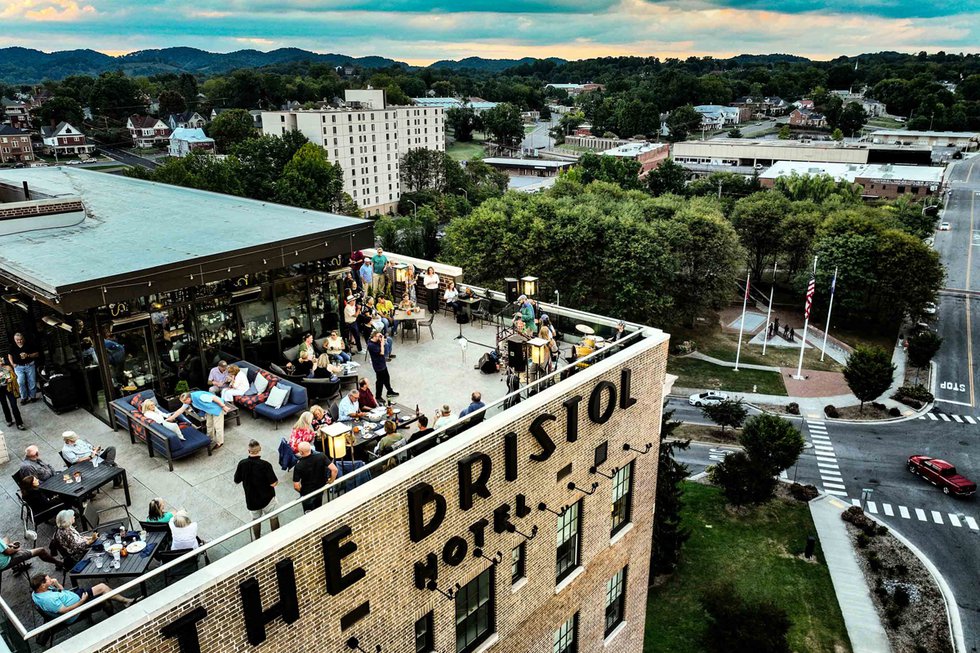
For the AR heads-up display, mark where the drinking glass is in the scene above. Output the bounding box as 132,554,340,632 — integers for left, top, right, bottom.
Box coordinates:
139,530,147,542
94,555,104,569
114,533,122,545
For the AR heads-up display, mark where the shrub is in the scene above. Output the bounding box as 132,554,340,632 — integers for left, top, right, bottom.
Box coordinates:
874,578,887,598
701,582,792,653
876,524,889,536
789,483,819,502
888,407,901,417
824,404,839,418
871,401,886,411
893,384,934,405
708,452,778,505
786,402,800,415
894,564,909,577
867,552,882,572
856,532,870,548
842,506,878,535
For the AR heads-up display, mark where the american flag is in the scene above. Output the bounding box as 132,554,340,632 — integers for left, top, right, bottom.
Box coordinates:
804,275,816,320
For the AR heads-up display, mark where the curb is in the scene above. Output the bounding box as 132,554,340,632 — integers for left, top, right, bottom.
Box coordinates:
840,499,965,653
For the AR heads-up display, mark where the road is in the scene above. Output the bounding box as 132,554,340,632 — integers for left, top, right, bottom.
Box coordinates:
521,117,557,152
96,146,160,170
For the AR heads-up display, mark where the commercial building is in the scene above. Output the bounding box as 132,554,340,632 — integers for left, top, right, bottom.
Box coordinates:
564,135,630,151
868,129,979,151
262,89,445,216
482,157,575,177
758,160,945,199
599,142,670,174
0,125,34,163
0,167,372,423
412,97,499,113
545,83,605,97
40,121,96,157
167,127,216,157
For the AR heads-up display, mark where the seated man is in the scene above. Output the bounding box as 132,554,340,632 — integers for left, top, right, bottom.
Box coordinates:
31,574,134,622
338,389,365,422
357,379,378,411
375,420,404,457
1,533,59,572
458,391,485,418
375,295,397,336
208,360,230,394
19,445,57,481
61,432,121,488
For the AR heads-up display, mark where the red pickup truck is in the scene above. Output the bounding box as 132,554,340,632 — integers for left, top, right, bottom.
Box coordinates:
907,456,977,497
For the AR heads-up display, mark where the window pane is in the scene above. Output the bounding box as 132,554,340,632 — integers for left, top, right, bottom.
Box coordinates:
455,568,495,653
611,462,634,535
604,567,628,636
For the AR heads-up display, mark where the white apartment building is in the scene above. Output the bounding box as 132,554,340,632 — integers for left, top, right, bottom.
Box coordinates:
261,89,445,216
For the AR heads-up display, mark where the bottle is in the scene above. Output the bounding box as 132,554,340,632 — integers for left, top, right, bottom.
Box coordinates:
415,403,420,417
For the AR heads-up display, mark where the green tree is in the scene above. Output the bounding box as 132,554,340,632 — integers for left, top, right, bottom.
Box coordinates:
229,131,309,201
843,345,895,411
134,151,244,196
701,399,748,434
90,71,144,120
400,148,447,193
158,89,186,116
773,172,861,204
651,401,690,577
731,192,791,280
887,196,936,239
906,330,942,369
778,125,791,140
708,452,778,506
549,110,584,144
646,159,688,197
31,96,84,128
780,207,822,276
830,128,844,141
666,104,702,142
701,582,792,653
728,126,743,138
207,108,255,152
481,102,524,149
574,152,642,190
738,415,804,475
274,142,359,216
446,105,478,142
836,102,868,136
873,229,945,326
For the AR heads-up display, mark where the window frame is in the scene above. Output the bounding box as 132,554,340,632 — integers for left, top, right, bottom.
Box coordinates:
454,567,495,653
414,611,435,653
555,500,582,584
553,613,579,653
610,461,635,536
604,566,628,637
511,542,526,585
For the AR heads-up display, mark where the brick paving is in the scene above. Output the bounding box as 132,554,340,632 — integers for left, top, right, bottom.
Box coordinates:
780,368,851,398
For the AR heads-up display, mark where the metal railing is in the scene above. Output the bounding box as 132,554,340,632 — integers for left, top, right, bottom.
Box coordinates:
0,316,648,648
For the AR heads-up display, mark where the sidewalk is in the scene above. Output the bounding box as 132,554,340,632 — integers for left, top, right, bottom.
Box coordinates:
809,495,892,653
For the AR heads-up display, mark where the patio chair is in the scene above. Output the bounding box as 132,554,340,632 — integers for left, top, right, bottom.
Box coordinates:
471,299,492,329
157,545,210,586
34,601,98,648
400,318,419,343
419,313,435,341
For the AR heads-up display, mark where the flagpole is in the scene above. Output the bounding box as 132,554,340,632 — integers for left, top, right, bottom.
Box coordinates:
734,272,750,372
762,261,777,356
795,256,818,379
820,267,838,362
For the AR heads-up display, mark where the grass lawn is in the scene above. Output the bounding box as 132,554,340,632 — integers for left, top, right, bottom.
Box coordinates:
645,483,851,653
524,124,538,134
668,357,788,395
865,117,905,129
673,324,842,373
447,140,486,161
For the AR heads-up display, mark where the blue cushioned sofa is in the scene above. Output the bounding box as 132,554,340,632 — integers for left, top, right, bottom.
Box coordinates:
110,390,213,471
234,361,308,426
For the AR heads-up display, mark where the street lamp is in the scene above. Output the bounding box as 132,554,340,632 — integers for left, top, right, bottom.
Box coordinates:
456,188,469,202
407,199,417,217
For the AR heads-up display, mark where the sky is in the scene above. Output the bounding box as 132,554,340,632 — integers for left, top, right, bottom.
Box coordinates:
0,0,978,64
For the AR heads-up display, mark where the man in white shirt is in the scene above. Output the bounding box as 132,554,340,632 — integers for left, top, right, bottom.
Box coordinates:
61,431,122,487
338,389,364,422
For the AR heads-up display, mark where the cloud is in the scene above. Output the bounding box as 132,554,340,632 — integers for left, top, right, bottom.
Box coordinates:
0,0,96,21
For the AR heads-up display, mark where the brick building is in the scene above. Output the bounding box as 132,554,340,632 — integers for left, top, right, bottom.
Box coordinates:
48,318,669,653
126,115,171,148
600,142,670,174
40,121,95,156
0,125,34,163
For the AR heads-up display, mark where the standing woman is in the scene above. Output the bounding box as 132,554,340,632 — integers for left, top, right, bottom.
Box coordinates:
0,361,24,430
422,267,441,314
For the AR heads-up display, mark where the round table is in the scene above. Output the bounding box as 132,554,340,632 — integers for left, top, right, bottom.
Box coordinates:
575,324,595,336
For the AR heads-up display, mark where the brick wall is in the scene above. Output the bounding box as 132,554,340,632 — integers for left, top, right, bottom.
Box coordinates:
56,333,669,653
0,200,83,220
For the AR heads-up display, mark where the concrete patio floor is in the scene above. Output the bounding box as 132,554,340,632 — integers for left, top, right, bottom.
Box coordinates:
0,313,527,638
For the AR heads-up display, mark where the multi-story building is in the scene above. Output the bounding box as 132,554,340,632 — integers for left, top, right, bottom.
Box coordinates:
40,121,95,157
262,89,445,216
868,129,979,151
0,125,34,163
167,127,216,157
166,111,207,131
1,97,32,130
693,105,742,128
759,160,945,199
600,142,670,174
788,108,827,128
126,115,171,148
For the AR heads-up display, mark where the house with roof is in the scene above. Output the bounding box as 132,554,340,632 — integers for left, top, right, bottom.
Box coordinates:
167,127,216,157
694,105,742,129
166,111,207,131
789,108,827,128
731,96,790,117
1,98,31,130
40,122,95,156
0,125,35,163
126,115,171,148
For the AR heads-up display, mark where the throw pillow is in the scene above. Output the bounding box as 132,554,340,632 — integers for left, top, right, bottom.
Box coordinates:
264,385,290,410
254,373,269,395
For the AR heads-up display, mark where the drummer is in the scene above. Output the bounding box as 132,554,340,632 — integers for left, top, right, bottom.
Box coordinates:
612,320,627,342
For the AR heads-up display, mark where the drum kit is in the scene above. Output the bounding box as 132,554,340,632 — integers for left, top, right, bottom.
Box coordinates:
574,324,606,363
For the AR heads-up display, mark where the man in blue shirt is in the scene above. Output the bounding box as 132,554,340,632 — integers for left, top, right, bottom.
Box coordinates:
359,257,373,292
173,390,233,449
371,248,388,294
458,392,485,418
338,389,365,422
61,431,122,488
31,574,133,622
367,331,398,402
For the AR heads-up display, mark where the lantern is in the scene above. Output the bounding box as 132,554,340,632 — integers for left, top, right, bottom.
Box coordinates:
528,337,549,365
322,422,351,460
520,276,539,297
394,263,409,283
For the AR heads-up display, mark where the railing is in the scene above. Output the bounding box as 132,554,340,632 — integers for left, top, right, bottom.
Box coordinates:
0,318,648,648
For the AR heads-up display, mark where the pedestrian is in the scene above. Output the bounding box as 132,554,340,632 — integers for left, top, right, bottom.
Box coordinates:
233,440,280,540
172,391,233,449
371,247,388,295
0,362,25,430
367,330,397,402
773,317,780,332
790,327,796,342
6,333,39,404
292,442,332,513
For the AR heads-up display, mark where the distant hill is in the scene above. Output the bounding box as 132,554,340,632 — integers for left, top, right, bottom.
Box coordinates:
0,47,407,83
429,56,568,72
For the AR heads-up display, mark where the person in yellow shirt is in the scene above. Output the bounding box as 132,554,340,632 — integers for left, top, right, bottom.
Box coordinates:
375,296,397,336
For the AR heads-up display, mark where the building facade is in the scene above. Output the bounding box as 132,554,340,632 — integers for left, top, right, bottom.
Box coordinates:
262,89,445,216
599,142,670,174
127,115,171,148
40,121,95,156
168,127,216,157
52,325,669,653
758,160,944,199
0,125,34,163
868,130,979,151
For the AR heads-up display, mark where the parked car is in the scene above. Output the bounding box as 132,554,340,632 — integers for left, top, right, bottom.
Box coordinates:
907,455,977,496
939,222,951,231
689,391,731,407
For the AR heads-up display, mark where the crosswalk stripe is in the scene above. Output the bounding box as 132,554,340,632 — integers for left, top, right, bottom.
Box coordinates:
814,446,836,453
927,413,938,420
825,489,848,497
822,480,846,488
931,511,944,524
809,428,828,434
916,415,925,420
822,473,844,481
966,517,979,530
939,413,951,421
815,453,838,460
851,499,861,507
808,420,825,426
817,465,840,473
899,506,910,519
883,504,894,516
966,416,977,424
952,414,964,423
948,514,962,527
866,501,878,514
915,508,927,521
810,434,832,440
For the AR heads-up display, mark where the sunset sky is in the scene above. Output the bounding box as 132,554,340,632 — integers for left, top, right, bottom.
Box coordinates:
0,0,978,63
